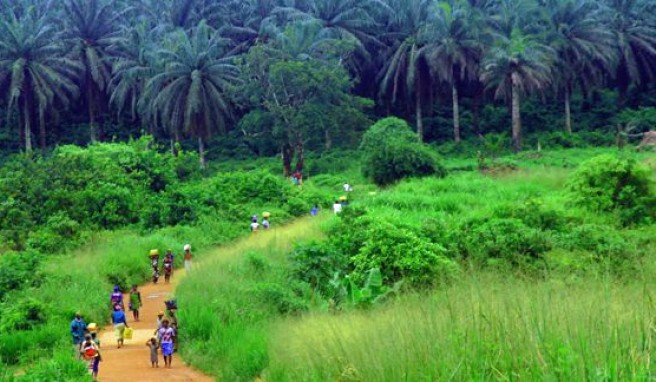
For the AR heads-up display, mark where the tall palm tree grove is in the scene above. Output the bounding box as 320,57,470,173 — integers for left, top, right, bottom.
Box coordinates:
0,0,654,158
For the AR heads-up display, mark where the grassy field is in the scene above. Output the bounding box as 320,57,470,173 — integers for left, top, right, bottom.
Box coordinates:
267,272,656,381
176,216,327,380
175,147,656,381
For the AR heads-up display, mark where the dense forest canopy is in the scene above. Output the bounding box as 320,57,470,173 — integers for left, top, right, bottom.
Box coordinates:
1,0,656,169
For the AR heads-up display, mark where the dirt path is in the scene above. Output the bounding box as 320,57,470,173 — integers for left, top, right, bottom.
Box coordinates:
97,272,212,382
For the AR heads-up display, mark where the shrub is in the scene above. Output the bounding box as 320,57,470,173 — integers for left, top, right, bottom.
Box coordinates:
361,117,446,186
463,218,551,264
290,241,349,295
556,224,635,259
567,155,656,225
493,199,569,231
351,221,459,287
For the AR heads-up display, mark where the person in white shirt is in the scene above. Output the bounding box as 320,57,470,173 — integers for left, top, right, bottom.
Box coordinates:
343,183,352,192
250,221,260,231
333,200,342,214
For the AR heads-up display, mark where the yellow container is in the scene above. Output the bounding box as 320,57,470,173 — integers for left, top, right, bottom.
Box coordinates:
149,249,159,257
263,212,271,218
123,327,133,340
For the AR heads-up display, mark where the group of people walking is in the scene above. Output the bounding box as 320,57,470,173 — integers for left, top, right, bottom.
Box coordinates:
70,244,193,380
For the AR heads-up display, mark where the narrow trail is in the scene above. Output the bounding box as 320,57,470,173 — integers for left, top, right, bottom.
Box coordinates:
96,216,325,382
97,272,212,382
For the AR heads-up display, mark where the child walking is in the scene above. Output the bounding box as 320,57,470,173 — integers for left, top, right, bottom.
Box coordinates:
146,337,159,368
81,334,101,382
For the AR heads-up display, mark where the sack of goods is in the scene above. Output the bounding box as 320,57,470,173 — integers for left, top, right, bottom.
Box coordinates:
123,327,133,340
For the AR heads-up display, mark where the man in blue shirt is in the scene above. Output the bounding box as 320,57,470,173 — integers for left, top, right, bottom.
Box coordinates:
111,305,129,349
70,312,87,356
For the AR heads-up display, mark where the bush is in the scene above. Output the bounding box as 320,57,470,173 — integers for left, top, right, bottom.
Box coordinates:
463,218,551,264
290,241,349,296
567,155,656,225
351,221,459,287
361,117,446,186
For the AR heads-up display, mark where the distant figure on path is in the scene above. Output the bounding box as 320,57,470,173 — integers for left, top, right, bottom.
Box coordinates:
311,205,319,216
333,200,342,215
343,183,353,192
158,319,176,368
110,286,123,309
146,337,159,368
150,249,160,283
129,285,142,321
183,244,193,274
112,305,129,349
70,312,87,355
250,219,260,232
163,253,173,283
156,311,165,331
262,217,270,229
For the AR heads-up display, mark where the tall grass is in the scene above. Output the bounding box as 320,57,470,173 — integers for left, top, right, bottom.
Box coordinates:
267,273,656,381
176,217,327,380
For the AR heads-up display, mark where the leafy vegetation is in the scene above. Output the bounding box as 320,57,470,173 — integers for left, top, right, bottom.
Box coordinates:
0,0,654,164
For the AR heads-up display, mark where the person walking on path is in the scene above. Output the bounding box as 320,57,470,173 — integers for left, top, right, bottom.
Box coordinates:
157,319,176,368
146,337,159,368
129,285,142,321
183,244,193,273
81,334,101,382
110,286,123,309
112,305,129,349
70,312,87,356
333,200,342,215
163,254,173,284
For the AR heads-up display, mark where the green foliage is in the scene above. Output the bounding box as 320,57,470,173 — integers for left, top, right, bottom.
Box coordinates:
0,252,41,301
463,218,552,264
351,221,458,287
361,117,446,186
329,268,402,308
291,241,349,295
567,154,656,225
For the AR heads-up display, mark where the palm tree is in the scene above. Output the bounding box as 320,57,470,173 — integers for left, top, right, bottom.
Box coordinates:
142,22,240,168
222,0,281,54
108,24,158,123
274,0,390,74
547,0,616,133
378,0,434,141
480,29,555,152
605,0,656,101
60,0,124,142
421,1,483,142
0,11,81,151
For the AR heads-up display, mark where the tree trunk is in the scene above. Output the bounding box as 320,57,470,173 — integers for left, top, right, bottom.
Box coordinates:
472,83,482,136
38,109,47,150
452,83,461,143
325,128,332,150
564,85,572,134
198,137,207,169
23,98,32,153
88,88,98,143
415,79,423,142
282,143,294,177
294,142,304,173
511,77,522,152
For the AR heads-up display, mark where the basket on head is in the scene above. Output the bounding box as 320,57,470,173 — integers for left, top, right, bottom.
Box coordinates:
87,323,98,333
338,196,347,202
183,244,191,251
149,249,159,257
263,212,271,219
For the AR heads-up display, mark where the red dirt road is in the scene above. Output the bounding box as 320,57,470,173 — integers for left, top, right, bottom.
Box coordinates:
97,273,213,382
